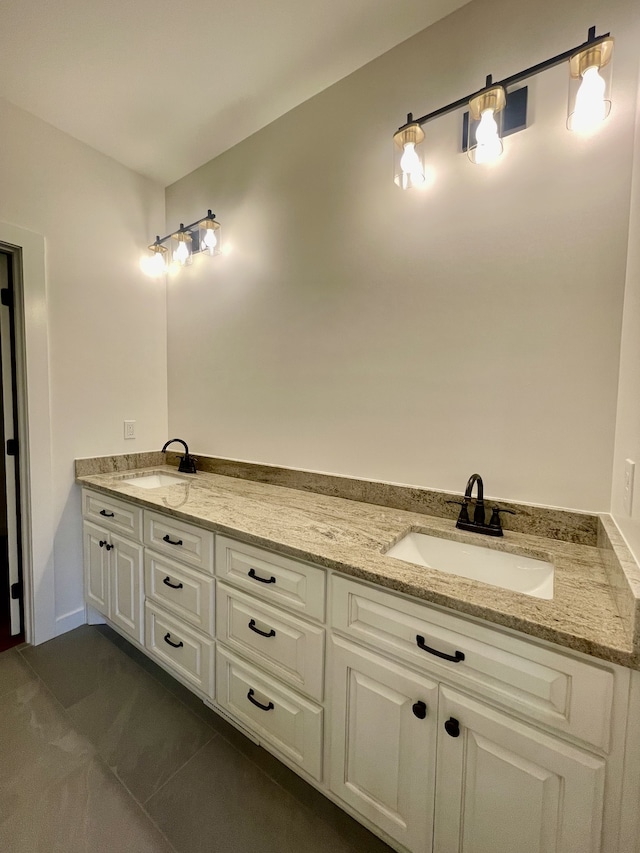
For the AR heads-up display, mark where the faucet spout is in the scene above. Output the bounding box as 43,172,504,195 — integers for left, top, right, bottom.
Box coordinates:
161,438,197,474
464,473,484,502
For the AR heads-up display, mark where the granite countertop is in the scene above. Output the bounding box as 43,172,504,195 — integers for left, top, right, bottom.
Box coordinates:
76,464,640,669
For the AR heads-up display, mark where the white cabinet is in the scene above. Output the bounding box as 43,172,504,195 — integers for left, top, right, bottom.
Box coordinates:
434,687,606,853
80,489,633,853
329,576,625,853
83,519,143,644
329,636,438,853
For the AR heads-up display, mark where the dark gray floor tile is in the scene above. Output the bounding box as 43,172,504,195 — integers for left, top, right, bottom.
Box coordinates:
0,757,177,853
21,624,130,707
146,735,389,853
66,660,214,802
0,647,38,699
0,678,94,823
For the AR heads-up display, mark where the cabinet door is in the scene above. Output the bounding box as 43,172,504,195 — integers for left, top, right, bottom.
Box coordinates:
109,534,144,643
329,637,438,853
83,521,109,616
434,687,606,853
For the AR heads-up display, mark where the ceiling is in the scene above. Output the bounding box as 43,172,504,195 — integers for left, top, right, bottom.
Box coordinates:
0,0,468,186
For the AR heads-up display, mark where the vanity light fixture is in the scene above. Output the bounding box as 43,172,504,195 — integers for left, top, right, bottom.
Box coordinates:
393,25,613,187
141,209,222,277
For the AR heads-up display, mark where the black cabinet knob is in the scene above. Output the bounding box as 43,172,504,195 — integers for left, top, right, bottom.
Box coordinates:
412,701,427,719
444,717,460,737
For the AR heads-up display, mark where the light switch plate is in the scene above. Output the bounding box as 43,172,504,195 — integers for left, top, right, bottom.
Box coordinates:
624,459,635,516
124,420,136,440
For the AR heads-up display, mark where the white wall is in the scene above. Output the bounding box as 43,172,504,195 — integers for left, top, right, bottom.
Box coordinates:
165,0,639,512
611,56,640,560
0,97,168,638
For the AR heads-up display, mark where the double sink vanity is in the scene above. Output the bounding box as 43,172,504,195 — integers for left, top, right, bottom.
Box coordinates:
76,454,640,853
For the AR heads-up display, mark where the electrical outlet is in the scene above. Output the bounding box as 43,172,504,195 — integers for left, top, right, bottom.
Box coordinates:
124,420,136,440
624,459,635,516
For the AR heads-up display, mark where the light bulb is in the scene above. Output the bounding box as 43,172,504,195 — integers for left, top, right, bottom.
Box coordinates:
400,142,425,187
570,65,607,131
474,109,503,164
201,228,218,255
140,247,167,278
174,240,190,265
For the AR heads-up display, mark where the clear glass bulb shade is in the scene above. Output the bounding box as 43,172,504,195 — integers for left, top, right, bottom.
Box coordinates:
393,123,426,190
568,65,611,132
469,108,503,165
140,247,167,278
174,241,190,264
201,228,217,252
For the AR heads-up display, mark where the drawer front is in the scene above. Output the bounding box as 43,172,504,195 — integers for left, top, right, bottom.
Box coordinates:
215,536,326,621
144,510,214,574
145,552,215,636
216,583,325,701
216,647,323,780
331,576,615,750
82,488,142,541
145,603,214,698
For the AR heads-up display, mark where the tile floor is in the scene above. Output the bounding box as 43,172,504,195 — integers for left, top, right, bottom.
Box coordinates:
0,625,394,853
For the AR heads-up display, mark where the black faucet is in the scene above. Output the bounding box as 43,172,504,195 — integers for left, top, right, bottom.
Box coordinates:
161,438,197,474
447,473,515,537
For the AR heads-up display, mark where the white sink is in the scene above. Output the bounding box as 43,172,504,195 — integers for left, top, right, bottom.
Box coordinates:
385,532,554,599
121,473,187,489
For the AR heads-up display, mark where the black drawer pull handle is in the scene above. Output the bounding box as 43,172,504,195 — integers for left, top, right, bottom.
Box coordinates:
162,534,183,546
248,568,276,584
99,509,115,517
163,576,183,590
416,635,465,663
163,633,183,649
248,619,276,638
412,700,427,719
445,717,460,737
247,688,274,712
99,540,107,548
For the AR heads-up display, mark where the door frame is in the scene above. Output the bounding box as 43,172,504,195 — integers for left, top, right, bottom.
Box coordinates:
0,223,55,645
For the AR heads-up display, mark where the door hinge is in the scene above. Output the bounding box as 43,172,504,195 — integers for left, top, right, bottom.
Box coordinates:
6,438,17,456
1,288,13,308
10,581,21,600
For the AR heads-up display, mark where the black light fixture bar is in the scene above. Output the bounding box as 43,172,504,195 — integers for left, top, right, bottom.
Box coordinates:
397,26,609,132
151,209,217,247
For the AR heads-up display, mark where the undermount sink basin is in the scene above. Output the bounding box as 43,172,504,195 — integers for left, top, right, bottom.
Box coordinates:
121,473,187,489
385,532,554,599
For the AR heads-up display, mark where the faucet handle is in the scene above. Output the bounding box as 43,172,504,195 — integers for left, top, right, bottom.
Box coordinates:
488,506,516,529
446,500,470,524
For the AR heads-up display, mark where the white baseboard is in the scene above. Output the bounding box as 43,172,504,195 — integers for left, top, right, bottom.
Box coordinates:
55,606,87,636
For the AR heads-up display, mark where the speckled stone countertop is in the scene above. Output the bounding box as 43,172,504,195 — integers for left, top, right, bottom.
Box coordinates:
76,465,640,669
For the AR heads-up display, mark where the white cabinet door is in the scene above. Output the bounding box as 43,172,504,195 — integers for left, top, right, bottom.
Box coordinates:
109,533,143,643
434,687,606,853
83,521,110,616
329,637,438,853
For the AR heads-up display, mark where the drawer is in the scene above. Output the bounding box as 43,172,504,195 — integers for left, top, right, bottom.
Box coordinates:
215,646,323,780
331,576,615,751
145,603,214,698
145,551,215,636
216,583,325,701
82,488,142,541
215,536,326,621
144,510,214,574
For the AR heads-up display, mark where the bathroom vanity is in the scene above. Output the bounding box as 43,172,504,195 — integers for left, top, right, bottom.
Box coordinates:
76,461,640,853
